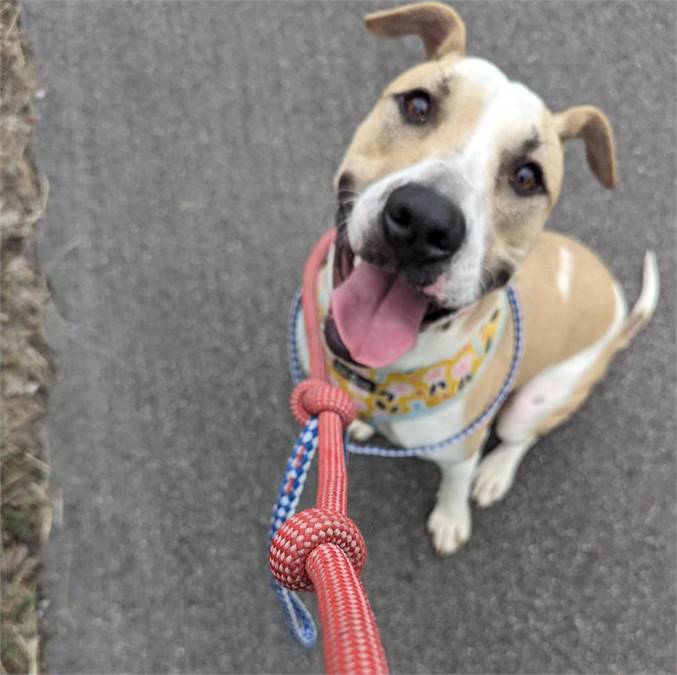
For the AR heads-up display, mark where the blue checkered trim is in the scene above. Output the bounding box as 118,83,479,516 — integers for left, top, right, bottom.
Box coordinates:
269,417,320,649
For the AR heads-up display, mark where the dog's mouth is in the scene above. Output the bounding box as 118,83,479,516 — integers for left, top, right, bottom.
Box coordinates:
325,222,455,368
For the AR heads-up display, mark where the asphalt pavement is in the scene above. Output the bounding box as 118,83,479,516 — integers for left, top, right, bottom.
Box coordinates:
26,1,676,672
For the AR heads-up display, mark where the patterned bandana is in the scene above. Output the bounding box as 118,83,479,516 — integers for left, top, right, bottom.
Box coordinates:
322,295,507,423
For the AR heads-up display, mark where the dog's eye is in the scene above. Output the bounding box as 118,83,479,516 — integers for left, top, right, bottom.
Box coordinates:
397,90,433,124
510,162,545,196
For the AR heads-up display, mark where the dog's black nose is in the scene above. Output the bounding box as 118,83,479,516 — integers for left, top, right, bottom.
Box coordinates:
382,183,466,263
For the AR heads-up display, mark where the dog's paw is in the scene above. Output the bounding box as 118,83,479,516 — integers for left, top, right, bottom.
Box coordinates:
426,503,471,556
472,447,518,507
348,419,376,442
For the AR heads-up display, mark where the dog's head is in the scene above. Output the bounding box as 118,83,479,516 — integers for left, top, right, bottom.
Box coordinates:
327,2,617,368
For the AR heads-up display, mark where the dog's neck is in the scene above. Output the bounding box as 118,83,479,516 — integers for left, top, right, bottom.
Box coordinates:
316,245,510,423
319,244,506,372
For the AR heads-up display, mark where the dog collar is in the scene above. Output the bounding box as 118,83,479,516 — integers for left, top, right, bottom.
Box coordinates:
321,297,507,423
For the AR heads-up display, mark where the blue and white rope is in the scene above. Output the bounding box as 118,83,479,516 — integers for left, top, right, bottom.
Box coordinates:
269,417,320,648
287,286,524,458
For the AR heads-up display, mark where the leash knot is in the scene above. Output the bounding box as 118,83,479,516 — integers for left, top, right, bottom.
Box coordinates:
269,507,366,591
290,379,357,428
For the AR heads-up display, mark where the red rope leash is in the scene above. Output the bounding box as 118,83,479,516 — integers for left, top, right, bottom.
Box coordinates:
269,230,389,674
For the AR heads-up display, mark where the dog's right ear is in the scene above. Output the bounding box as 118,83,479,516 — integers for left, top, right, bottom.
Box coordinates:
364,2,465,60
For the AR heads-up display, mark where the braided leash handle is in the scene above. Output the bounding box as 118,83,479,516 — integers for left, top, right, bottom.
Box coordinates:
269,231,389,674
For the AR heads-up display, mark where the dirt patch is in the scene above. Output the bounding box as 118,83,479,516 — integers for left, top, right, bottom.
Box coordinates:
1,1,53,672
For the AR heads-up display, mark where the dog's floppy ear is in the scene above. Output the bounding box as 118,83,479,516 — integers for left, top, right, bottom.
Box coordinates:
365,2,465,60
555,105,617,189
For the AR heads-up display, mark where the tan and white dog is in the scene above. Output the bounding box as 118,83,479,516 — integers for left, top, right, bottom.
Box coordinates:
298,2,659,555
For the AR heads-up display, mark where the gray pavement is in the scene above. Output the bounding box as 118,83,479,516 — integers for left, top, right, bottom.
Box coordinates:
26,1,676,673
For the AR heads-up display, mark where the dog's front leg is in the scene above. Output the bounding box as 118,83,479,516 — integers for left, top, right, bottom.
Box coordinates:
427,450,479,556
348,418,376,442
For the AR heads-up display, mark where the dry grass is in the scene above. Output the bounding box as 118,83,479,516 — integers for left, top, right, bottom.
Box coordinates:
0,1,52,672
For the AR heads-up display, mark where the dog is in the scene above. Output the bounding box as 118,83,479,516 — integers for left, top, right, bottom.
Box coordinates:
296,2,659,556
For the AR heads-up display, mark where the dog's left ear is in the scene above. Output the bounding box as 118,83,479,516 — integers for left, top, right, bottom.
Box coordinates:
364,2,465,60
555,105,617,189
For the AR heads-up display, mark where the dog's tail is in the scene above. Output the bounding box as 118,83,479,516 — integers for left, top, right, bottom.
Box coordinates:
613,250,660,351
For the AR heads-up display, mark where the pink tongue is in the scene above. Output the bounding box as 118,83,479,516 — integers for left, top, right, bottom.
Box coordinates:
330,262,428,368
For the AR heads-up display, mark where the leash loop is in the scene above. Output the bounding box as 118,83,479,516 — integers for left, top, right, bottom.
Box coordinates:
268,416,321,648
272,579,317,649
290,379,357,428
